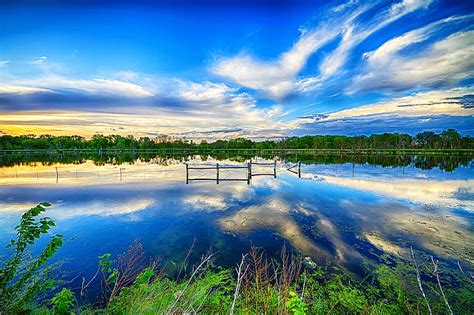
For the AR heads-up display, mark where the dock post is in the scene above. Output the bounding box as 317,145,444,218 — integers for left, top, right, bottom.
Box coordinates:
247,162,251,185
273,160,277,178
216,163,219,184
185,163,189,184
298,162,301,178
55,166,59,183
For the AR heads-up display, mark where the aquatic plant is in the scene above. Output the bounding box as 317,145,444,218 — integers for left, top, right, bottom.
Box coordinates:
0,202,63,313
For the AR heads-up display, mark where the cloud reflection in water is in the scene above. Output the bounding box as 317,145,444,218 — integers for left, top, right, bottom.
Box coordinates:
0,157,472,271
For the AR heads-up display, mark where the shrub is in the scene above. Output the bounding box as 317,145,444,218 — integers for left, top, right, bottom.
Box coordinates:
0,202,63,313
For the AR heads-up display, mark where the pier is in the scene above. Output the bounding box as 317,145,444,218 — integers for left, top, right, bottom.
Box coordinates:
185,160,278,184
286,162,301,178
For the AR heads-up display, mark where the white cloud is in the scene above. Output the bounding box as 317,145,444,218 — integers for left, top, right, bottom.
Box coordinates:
333,87,474,119
68,78,154,97
49,199,154,220
0,198,154,220
320,175,474,211
0,60,9,66
183,195,227,211
351,29,474,92
288,86,474,133
0,85,53,95
114,70,141,81
0,58,293,139
213,53,299,98
362,15,472,63
389,0,432,16
0,79,290,139
319,0,433,79
8,75,154,97
213,1,372,98
175,80,235,102
28,56,48,65
213,0,434,98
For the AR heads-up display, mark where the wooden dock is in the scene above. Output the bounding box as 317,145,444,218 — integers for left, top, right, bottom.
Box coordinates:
185,160,277,184
286,162,301,178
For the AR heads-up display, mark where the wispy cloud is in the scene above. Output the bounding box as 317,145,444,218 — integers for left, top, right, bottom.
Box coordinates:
350,16,474,93
0,85,52,95
1,75,154,97
330,87,474,119
361,15,473,64
212,1,372,98
292,87,474,135
175,80,235,103
28,56,48,65
213,0,435,99
319,0,433,79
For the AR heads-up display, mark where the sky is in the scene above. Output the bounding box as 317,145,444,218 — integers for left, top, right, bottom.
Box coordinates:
0,0,473,139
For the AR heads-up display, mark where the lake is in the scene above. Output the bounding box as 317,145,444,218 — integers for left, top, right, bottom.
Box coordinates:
0,153,473,299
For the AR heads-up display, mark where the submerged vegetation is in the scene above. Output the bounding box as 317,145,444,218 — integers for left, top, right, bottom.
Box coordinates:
1,129,473,152
1,203,473,314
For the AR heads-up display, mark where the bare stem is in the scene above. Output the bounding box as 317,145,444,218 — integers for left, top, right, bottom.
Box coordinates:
410,247,432,315
230,254,248,315
430,256,453,315
167,250,215,314
80,267,100,298
176,237,196,281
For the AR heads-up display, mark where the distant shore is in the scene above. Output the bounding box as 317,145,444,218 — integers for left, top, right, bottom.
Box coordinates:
2,148,474,156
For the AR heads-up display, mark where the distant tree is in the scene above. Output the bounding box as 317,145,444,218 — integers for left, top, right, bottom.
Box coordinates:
441,129,461,149
0,129,473,151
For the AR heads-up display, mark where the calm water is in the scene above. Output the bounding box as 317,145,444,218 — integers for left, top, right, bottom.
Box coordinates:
0,154,473,297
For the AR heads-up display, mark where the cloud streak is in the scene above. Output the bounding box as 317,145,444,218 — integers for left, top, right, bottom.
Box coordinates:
351,22,474,93
292,87,474,135
212,1,374,98
319,0,433,79
213,0,437,99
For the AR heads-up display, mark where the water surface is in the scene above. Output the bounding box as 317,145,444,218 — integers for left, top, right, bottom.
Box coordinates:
0,154,472,296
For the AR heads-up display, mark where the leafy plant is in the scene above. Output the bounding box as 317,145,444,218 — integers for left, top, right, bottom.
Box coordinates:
286,291,308,315
0,202,63,313
135,267,155,285
99,253,118,284
51,288,76,314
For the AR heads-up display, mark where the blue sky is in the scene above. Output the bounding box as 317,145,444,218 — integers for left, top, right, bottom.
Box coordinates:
0,0,473,139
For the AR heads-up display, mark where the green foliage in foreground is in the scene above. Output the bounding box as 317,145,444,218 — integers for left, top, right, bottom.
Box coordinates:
2,203,473,314
107,268,234,314
85,254,473,315
51,288,76,314
0,202,63,313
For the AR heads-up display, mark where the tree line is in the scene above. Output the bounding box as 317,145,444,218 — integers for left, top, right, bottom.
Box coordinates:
1,152,471,172
0,129,473,151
